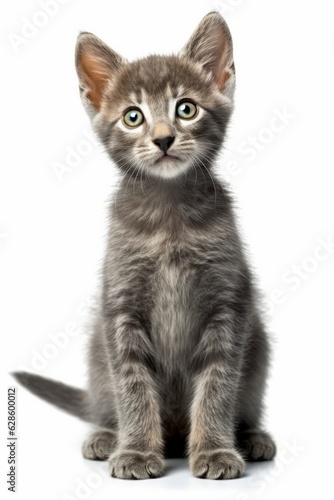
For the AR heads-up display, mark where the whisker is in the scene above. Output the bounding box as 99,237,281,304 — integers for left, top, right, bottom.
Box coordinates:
132,166,141,196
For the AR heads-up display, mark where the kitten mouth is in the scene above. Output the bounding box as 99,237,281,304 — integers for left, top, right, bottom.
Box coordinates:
155,154,179,164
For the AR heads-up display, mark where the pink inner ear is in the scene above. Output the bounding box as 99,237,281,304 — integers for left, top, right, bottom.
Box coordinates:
181,14,234,94
216,61,233,92
209,32,234,92
80,51,111,110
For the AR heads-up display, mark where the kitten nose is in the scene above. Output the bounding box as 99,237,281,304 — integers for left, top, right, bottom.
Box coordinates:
153,136,175,154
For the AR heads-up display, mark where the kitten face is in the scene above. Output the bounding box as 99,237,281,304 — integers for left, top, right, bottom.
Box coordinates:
76,13,235,180
97,56,232,179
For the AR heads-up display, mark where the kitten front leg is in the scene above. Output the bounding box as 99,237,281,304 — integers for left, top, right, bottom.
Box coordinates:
188,310,246,479
105,315,165,479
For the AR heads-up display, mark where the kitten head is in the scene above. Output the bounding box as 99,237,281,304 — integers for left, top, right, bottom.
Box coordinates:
75,13,235,180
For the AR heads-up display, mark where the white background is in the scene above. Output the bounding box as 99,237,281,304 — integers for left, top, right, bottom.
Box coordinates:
1,0,334,498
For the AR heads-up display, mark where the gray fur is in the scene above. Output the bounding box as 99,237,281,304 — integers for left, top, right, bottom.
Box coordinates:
82,429,118,460
13,12,276,480
12,372,89,421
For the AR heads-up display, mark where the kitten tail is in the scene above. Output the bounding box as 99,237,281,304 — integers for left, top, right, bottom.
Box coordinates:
11,371,91,422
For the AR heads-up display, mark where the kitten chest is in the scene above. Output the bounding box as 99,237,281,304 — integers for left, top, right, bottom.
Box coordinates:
149,244,201,368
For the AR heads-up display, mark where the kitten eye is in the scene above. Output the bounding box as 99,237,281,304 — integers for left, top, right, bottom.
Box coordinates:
176,101,198,120
123,108,144,128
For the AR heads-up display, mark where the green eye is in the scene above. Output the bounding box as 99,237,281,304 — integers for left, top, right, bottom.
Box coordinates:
123,108,144,127
176,101,198,120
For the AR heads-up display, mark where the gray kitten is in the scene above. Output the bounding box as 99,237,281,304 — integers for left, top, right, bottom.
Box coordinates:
14,12,276,480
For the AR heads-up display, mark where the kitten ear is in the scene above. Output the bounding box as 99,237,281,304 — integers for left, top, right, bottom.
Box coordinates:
180,12,235,97
75,32,125,114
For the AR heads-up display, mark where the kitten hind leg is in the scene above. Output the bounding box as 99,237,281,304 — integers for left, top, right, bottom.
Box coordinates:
82,428,117,461
237,318,276,461
237,429,276,462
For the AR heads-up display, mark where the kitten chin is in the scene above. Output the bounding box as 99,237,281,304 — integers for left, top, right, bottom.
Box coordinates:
146,156,193,180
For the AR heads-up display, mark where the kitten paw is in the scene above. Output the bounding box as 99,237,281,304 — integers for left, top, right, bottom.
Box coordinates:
82,430,117,461
109,450,165,479
238,430,276,461
190,449,245,480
